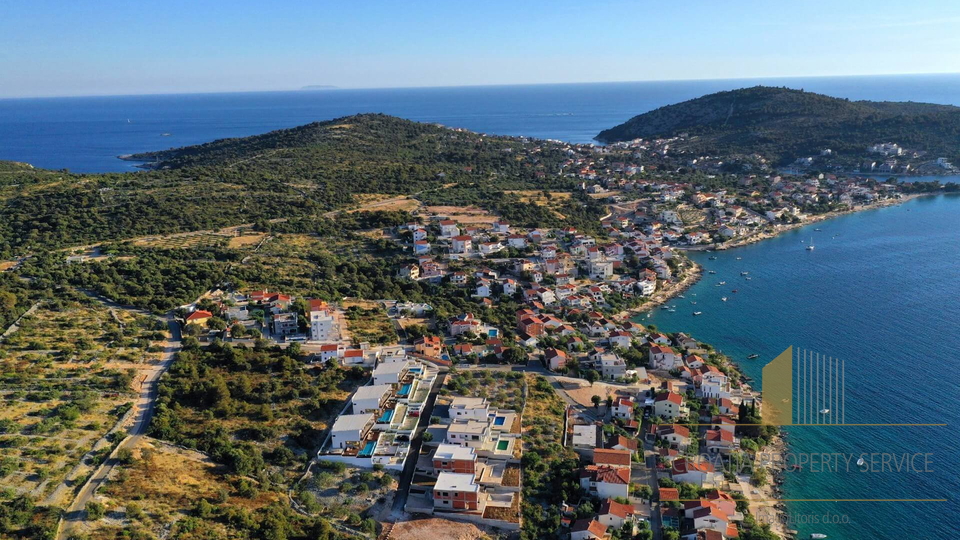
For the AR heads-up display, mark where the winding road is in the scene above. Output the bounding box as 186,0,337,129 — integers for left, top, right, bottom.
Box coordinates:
56,303,183,540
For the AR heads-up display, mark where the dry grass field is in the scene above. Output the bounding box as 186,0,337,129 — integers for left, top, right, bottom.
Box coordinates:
0,301,163,503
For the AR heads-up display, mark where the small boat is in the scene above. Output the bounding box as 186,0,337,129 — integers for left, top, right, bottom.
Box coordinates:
736,257,742,260
810,534,827,539
806,237,815,250
789,464,803,471
719,281,726,285
731,289,738,293
161,132,172,136
740,271,749,276
746,277,752,280
677,294,685,298
708,270,717,274
721,297,728,302
819,408,830,414
856,457,865,466
814,228,822,231
693,311,702,316
747,354,760,359
708,256,718,260
668,308,676,313
690,301,697,305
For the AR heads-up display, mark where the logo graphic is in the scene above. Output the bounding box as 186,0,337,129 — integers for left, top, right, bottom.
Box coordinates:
761,346,845,426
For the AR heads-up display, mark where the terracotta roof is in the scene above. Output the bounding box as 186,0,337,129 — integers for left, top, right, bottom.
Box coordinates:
659,487,680,501
655,392,683,405
614,435,638,451
599,498,635,519
581,465,630,485
570,519,607,537
593,448,631,467
186,310,212,321
672,458,716,474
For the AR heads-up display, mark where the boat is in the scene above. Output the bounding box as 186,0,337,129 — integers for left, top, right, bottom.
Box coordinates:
161,132,172,136
740,271,749,276
721,297,727,301
747,354,759,359
819,408,830,414
719,281,726,285
677,294,685,298
693,311,702,316
856,457,865,466
708,256,718,260
789,464,803,471
735,256,742,260
746,277,752,280
814,228,822,231
806,237,815,250
708,270,717,274
810,534,827,539
690,301,697,305
731,289,738,293
668,308,676,313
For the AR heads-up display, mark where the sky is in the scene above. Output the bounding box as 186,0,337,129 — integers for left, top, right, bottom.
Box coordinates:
1,0,960,98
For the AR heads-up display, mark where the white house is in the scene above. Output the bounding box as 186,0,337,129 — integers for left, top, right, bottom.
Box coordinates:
330,413,374,449
352,384,393,414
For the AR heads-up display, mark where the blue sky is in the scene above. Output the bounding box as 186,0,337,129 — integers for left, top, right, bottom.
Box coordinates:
1,0,959,97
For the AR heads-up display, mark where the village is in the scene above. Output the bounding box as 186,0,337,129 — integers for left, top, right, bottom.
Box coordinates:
163,160,904,539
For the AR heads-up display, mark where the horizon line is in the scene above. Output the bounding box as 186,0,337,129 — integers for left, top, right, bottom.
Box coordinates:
2,71,958,101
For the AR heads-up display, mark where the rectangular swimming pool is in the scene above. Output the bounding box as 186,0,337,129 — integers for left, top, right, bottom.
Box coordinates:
378,409,394,423
493,416,506,426
496,440,509,451
397,383,412,396
359,441,376,457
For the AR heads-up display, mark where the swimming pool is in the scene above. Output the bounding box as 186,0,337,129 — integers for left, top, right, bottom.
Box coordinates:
493,416,506,426
378,409,394,423
359,440,376,457
496,440,509,451
397,383,412,396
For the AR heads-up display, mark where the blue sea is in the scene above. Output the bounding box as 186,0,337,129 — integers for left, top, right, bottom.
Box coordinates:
2,73,960,173
2,74,958,538
640,195,960,539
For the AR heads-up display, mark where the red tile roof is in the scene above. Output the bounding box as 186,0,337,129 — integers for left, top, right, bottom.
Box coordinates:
593,448,632,467
186,310,212,321
570,519,607,537
599,498,635,519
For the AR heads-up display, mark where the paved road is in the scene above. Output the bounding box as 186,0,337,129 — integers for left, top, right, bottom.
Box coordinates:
57,314,182,540
641,418,663,539
390,372,447,519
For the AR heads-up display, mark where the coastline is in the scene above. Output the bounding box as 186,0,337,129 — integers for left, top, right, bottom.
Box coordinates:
607,194,927,538
684,193,928,253
614,193,928,325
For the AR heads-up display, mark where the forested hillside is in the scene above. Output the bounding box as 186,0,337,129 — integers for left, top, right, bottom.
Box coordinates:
0,114,590,257
596,86,960,165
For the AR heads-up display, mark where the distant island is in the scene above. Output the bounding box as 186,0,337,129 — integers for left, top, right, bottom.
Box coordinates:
596,86,960,175
300,85,338,90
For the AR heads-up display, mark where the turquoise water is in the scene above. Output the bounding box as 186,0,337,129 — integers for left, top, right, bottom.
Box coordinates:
359,440,376,457
398,383,412,397
378,409,394,423
640,195,960,539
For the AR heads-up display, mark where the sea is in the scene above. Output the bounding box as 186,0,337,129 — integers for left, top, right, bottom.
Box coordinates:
2,74,959,538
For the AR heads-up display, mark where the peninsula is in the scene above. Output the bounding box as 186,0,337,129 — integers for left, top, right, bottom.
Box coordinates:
0,105,948,540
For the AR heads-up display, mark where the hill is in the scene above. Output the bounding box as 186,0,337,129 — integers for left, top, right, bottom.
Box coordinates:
0,114,587,256
596,86,960,165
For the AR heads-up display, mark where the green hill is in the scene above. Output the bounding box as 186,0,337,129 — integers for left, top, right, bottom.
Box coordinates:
0,114,585,256
596,86,960,165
